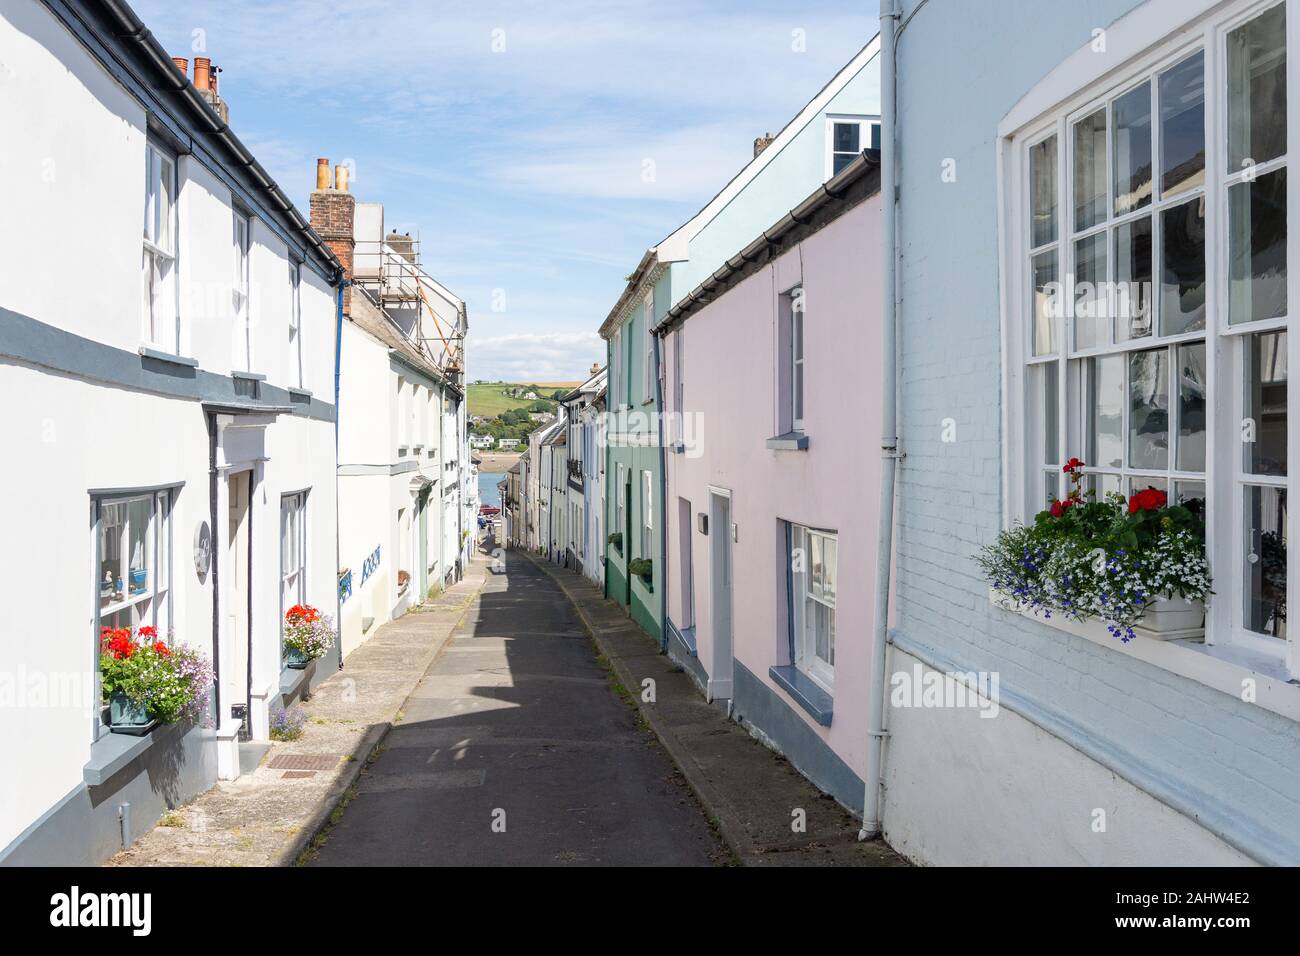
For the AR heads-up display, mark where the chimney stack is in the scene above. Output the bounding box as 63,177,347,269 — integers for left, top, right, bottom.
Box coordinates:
590,363,601,377
189,57,229,122
753,132,774,157
309,157,356,314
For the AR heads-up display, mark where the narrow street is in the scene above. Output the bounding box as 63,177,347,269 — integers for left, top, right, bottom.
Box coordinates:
309,534,727,866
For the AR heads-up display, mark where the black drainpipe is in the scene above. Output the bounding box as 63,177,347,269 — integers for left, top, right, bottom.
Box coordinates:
207,412,221,721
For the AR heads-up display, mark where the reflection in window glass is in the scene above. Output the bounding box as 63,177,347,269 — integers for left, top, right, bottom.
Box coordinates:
1030,135,1058,248
1129,348,1169,469
1160,198,1206,335
1176,342,1207,473
1244,485,1287,638
1031,251,1058,355
1228,4,1287,169
1113,81,1153,215
1246,330,1287,476
1174,480,1206,522
1115,216,1153,340
1074,232,1108,350
127,497,151,596
1086,354,1124,469
1159,52,1205,198
1228,167,1287,325
1073,110,1107,231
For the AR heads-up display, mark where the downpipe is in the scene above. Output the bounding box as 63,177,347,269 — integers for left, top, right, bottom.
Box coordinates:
861,0,900,842
333,280,346,670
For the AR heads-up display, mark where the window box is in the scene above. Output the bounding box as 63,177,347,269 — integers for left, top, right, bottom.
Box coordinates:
284,646,312,670
1136,595,1206,640
608,531,623,554
629,557,653,583
108,692,155,735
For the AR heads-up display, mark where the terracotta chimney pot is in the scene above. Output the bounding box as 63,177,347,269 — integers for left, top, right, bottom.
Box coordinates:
193,57,210,91
316,158,331,190
171,57,188,77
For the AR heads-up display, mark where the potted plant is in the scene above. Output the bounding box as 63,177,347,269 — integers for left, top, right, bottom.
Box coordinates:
628,557,653,584
283,604,336,669
979,458,1212,642
99,626,213,733
607,531,623,554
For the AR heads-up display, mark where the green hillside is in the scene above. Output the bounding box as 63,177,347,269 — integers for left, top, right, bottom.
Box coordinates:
468,382,568,418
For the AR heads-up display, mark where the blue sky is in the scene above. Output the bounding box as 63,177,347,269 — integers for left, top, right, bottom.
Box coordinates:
134,0,877,382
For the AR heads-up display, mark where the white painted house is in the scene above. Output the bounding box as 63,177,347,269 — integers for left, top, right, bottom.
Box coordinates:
317,182,470,657
0,0,343,864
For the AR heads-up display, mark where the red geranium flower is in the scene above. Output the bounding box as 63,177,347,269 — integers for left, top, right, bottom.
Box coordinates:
1049,498,1078,518
139,625,158,639
1063,457,1086,473
153,641,170,656
1127,487,1168,514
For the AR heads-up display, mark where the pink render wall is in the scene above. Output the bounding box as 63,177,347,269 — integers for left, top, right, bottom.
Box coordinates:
664,193,883,780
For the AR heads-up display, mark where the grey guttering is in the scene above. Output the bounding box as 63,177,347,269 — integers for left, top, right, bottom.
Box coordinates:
50,0,341,284
598,248,659,339
652,149,882,337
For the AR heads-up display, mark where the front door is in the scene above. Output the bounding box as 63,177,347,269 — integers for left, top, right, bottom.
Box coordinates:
708,490,733,701
225,470,252,729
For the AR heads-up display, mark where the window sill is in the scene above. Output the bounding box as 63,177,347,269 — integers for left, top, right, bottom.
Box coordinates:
84,727,155,785
766,432,809,451
990,590,1300,724
279,662,313,700
769,665,833,726
232,370,266,382
138,346,198,368
287,386,313,401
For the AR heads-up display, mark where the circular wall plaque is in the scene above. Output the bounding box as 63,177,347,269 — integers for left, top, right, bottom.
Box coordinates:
194,521,212,578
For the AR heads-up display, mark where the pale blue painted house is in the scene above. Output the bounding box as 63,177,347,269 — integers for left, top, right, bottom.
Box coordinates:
882,0,1300,865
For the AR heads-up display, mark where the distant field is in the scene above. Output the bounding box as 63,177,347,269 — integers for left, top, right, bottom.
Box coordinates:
468,382,573,418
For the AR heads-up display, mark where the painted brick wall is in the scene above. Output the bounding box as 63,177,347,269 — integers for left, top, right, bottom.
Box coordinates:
892,0,1300,859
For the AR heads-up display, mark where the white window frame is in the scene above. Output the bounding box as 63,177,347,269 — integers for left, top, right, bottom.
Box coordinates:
825,114,881,180
789,285,806,432
142,141,179,353
280,490,307,658
616,462,626,552
289,260,303,389
641,469,653,559
1000,0,1299,683
93,488,173,736
790,523,837,692
233,209,253,371
642,290,655,403
611,327,623,410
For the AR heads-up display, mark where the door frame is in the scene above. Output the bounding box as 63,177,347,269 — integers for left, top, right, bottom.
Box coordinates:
707,485,734,701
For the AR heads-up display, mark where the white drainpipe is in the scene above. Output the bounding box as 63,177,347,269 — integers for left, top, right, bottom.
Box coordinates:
861,0,901,841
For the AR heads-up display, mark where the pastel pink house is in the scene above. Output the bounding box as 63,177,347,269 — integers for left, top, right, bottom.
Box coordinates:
657,155,884,812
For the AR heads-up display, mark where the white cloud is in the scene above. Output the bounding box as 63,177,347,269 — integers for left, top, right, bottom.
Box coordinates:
468,331,604,383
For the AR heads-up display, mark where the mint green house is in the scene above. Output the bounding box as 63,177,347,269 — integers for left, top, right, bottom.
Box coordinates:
599,38,881,640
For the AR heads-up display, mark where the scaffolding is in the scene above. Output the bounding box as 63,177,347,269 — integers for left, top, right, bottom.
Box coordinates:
352,234,466,383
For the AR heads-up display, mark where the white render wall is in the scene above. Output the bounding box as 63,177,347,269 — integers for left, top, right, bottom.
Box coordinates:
883,647,1254,866
0,0,339,856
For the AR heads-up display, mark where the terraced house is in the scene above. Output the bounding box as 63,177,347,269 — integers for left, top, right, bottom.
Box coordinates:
0,0,343,863
882,0,1300,864
600,38,882,642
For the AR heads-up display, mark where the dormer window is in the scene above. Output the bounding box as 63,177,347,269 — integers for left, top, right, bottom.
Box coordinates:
826,115,881,178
